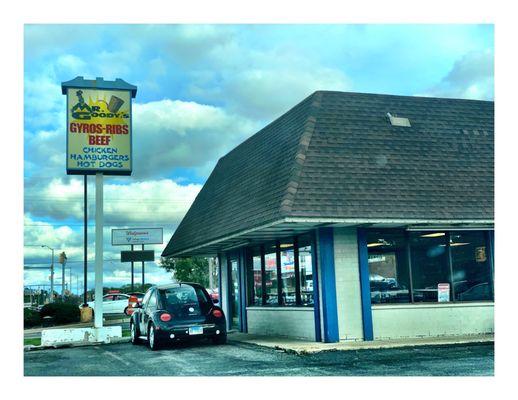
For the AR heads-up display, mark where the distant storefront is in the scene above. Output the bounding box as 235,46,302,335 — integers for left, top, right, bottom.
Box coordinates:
162,91,494,342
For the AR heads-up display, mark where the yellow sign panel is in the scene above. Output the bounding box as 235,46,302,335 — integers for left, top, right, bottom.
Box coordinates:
66,88,132,175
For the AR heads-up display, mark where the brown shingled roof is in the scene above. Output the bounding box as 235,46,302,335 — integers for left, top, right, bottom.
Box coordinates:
162,91,494,257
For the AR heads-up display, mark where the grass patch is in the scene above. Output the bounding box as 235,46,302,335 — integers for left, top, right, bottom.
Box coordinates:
122,330,130,337
24,338,41,346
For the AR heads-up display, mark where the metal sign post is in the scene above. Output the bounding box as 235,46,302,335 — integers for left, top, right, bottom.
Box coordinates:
94,172,104,328
131,244,134,291
83,175,88,305
142,244,145,287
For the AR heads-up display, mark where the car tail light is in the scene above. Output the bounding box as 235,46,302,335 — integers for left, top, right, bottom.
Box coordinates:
160,313,172,322
212,309,223,318
128,295,139,307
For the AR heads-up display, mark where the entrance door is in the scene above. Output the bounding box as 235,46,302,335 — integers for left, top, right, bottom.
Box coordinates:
229,258,240,330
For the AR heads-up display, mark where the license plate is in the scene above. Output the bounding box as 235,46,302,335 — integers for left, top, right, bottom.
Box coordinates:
188,326,203,335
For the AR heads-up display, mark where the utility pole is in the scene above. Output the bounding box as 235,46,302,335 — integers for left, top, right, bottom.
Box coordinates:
59,251,67,299
209,257,214,289
42,245,55,303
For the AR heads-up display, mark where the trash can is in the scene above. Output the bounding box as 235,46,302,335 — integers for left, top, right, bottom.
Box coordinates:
80,305,93,323
42,316,55,327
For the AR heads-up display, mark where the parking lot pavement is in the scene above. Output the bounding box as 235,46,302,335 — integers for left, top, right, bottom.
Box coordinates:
24,340,493,376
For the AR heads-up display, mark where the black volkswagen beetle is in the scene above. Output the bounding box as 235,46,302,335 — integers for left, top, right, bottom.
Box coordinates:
129,283,227,350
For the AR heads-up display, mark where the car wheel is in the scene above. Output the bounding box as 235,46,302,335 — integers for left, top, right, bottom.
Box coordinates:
212,331,227,345
130,321,140,345
147,324,161,351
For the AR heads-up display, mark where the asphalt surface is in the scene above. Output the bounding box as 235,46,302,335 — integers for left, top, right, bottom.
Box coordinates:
24,340,494,376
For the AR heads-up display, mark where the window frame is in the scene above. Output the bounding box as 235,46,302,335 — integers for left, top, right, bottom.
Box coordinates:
246,232,315,308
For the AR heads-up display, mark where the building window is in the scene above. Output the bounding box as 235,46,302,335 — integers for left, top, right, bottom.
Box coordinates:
264,244,278,305
410,232,451,302
246,233,316,308
451,231,493,301
366,229,494,305
251,248,262,306
367,230,410,304
298,235,314,306
280,242,296,305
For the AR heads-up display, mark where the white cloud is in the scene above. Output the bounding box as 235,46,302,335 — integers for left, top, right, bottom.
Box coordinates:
132,99,258,178
420,50,494,100
188,44,350,120
24,177,201,226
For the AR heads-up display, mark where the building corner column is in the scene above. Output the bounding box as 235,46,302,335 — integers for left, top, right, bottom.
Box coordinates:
357,228,374,341
317,227,339,342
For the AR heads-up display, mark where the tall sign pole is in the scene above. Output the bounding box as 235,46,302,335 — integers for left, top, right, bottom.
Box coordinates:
94,172,104,328
83,175,88,305
61,76,137,331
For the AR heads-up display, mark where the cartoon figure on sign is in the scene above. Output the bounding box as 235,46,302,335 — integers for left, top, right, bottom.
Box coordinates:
71,90,92,120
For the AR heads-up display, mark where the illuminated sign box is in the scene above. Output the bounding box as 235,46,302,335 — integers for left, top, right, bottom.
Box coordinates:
61,77,137,176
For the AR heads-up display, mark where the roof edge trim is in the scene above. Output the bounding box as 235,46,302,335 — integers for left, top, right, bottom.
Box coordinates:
280,92,322,215
284,217,494,224
162,219,286,257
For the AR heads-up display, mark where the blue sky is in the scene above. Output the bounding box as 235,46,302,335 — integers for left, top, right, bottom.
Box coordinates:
23,24,494,291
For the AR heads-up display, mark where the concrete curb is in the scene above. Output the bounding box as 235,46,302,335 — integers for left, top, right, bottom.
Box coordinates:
229,334,494,355
24,336,131,352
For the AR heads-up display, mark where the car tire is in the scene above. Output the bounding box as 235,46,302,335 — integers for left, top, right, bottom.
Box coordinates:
147,323,161,351
212,332,227,345
124,307,129,316
130,321,140,345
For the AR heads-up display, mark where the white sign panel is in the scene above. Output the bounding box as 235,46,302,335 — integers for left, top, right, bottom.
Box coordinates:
112,228,163,245
437,283,450,302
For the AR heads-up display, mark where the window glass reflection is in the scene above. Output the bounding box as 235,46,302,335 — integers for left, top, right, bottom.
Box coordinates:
280,242,296,305
367,230,410,304
451,231,493,301
264,245,278,305
410,232,451,302
298,236,314,306
252,248,262,306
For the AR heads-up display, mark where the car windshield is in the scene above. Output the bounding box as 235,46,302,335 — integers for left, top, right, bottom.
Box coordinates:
158,286,211,317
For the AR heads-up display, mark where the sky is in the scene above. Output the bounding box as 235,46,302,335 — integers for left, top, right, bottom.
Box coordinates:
23,24,494,292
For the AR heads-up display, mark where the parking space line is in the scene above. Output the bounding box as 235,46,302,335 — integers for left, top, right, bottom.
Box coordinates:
102,349,131,366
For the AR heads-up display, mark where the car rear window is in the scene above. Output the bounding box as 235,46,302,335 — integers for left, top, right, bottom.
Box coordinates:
158,286,211,317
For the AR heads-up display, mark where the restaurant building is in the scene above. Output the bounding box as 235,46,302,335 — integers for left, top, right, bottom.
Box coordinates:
162,91,494,342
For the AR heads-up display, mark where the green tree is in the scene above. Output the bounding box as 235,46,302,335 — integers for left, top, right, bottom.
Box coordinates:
159,256,209,287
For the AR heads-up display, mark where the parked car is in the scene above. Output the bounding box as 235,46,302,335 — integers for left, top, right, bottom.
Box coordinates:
129,283,226,350
84,293,131,315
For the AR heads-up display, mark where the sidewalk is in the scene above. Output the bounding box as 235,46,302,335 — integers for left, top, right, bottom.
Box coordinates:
228,332,494,354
